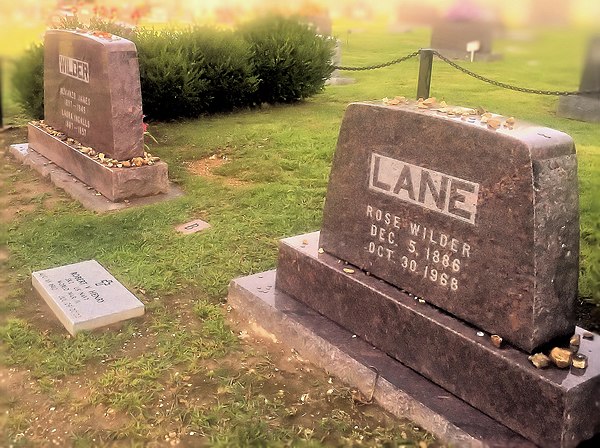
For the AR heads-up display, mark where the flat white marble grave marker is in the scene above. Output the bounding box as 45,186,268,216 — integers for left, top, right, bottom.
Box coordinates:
32,260,144,335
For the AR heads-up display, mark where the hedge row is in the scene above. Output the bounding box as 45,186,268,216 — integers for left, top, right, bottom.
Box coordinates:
11,16,335,120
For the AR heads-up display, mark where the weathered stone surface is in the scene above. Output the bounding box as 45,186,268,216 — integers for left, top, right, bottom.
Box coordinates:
430,21,500,61
319,102,578,353
275,232,600,448
578,36,600,98
44,29,144,160
228,269,537,448
557,36,600,123
32,260,144,335
28,123,168,202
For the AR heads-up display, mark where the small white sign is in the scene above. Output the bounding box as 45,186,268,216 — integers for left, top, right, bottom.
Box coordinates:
32,260,144,335
466,40,481,62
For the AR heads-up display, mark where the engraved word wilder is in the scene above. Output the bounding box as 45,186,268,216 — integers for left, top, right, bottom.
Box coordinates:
59,55,89,83
320,101,579,353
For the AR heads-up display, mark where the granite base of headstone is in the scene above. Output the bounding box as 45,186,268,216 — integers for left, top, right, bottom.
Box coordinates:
557,36,600,123
557,95,600,123
22,29,169,203
228,269,538,448
27,124,169,201
430,21,502,61
227,101,599,447
8,143,182,213
32,260,144,335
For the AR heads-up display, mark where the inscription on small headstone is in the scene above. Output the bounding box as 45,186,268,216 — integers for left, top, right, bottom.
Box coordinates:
320,102,578,352
44,29,144,160
32,260,144,335
175,219,211,235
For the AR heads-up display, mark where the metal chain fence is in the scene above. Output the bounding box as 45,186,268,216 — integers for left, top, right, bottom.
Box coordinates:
333,50,420,71
333,48,600,96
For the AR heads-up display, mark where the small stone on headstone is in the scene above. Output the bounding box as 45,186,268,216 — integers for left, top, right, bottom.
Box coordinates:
32,260,144,335
490,334,503,348
528,353,550,369
569,334,581,352
571,353,588,370
549,347,572,369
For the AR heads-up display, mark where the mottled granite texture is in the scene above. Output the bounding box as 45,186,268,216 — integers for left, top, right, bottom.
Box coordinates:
319,102,579,353
44,29,144,160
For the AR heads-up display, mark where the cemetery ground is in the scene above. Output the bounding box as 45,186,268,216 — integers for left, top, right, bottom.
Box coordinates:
1,19,600,447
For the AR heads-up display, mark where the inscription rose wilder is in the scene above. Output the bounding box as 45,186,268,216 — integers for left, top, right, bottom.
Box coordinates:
44,29,144,160
320,102,579,353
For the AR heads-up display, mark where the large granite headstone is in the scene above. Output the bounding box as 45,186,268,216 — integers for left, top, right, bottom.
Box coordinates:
44,29,143,160
557,36,600,123
27,29,168,202
228,100,600,447
320,102,578,353
32,260,144,335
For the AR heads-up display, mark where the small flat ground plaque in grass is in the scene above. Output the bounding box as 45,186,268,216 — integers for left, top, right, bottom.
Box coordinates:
32,260,144,335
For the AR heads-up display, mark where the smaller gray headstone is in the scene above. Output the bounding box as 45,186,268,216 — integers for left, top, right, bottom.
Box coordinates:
557,36,600,122
32,260,144,335
326,39,355,86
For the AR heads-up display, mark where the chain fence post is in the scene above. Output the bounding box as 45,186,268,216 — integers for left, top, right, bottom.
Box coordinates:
417,49,433,100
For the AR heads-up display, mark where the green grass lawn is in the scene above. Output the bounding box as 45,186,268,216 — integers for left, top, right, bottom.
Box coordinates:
1,18,599,447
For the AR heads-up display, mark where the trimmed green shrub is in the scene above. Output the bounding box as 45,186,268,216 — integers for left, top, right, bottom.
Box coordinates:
11,43,45,120
241,15,335,104
136,27,256,119
134,29,211,120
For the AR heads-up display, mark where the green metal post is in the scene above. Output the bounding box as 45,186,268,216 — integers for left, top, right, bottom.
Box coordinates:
417,49,433,100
